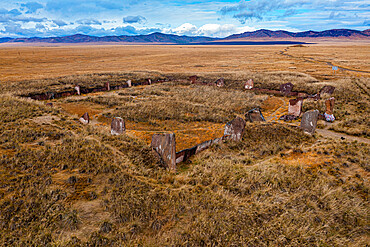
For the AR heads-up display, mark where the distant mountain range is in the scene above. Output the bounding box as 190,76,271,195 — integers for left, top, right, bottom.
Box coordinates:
225,29,370,40
0,29,368,44
0,33,218,44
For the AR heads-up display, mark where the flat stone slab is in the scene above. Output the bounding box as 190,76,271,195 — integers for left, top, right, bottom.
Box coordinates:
245,108,266,122
224,117,246,141
320,85,335,95
111,117,125,135
151,133,176,171
244,79,254,89
79,112,89,125
288,98,303,117
279,114,298,121
280,82,294,95
300,110,319,134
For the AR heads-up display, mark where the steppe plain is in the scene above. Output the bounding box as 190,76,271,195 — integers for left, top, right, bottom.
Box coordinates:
0,41,369,246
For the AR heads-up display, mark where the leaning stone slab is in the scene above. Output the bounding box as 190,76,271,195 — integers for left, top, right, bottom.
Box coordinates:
151,133,176,171
245,108,266,122
111,117,125,135
79,112,89,125
244,79,254,90
288,98,303,117
300,110,319,135
280,82,294,95
224,117,246,142
175,137,224,164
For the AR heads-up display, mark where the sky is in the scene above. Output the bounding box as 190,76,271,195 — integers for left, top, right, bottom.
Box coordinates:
0,0,369,38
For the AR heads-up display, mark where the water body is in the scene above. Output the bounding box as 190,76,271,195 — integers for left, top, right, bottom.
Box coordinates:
185,41,311,46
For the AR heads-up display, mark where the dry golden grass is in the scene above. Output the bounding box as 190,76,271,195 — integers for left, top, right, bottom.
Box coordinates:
0,43,368,83
0,43,369,246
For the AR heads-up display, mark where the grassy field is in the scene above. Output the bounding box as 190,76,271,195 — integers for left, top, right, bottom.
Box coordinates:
0,43,369,246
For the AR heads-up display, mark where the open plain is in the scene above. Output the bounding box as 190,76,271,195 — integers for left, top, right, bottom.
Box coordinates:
0,42,369,246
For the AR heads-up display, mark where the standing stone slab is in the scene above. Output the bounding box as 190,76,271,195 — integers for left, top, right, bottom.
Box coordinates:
300,110,319,134
216,78,225,87
288,98,303,117
75,85,81,95
324,97,335,122
79,112,89,125
280,82,294,96
224,117,246,142
151,133,176,171
245,108,266,122
244,79,254,90
111,117,125,135
189,75,198,84
105,82,110,91
127,80,132,87
325,97,335,115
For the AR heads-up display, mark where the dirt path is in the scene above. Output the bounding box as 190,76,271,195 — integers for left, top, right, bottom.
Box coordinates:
316,128,370,144
279,47,370,74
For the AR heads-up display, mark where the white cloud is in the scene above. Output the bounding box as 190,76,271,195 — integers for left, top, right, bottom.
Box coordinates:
197,24,255,37
165,23,255,37
171,23,197,36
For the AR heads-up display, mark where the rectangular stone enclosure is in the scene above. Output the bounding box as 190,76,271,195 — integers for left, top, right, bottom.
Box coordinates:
151,133,177,171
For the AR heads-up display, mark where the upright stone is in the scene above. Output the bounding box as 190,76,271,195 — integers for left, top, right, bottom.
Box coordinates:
189,75,198,84
300,110,319,135
324,97,335,122
245,108,266,122
151,133,176,171
244,79,254,90
75,85,81,95
280,82,294,96
79,112,89,125
288,98,303,117
216,78,225,87
111,117,125,135
105,82,110,91
224,117,246,142
127,80,132,87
